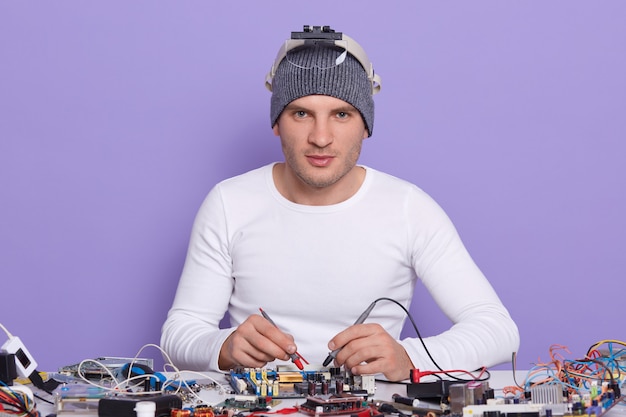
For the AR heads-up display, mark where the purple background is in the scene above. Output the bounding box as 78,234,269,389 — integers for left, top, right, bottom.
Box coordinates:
1,2,624,372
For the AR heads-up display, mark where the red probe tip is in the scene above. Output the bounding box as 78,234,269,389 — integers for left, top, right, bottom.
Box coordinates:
293,357,304,370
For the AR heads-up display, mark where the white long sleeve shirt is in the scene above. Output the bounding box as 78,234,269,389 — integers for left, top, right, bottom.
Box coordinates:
161,163,519,375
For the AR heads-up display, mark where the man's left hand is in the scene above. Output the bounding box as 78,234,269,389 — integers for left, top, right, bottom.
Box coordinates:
327,323,414,382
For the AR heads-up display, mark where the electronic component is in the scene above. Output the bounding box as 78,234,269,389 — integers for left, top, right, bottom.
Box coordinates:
171,405,231,417
393,393,422,408
53,383,108,415
0,352,17,385
442,379,624,417
387,393,443,417
58,356,154,380
212,395,277,412
457,398,625,417
296,394,372,416
134,401,157,417
228,366,375,399
98,394,182,417
1,336,37,378
407,379,459,401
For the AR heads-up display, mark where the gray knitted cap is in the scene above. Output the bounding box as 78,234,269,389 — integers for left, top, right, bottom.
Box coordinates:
270,45,375,137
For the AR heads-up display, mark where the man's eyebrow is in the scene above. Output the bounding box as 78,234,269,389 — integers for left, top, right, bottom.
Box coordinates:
283,103,307,111
333,105,359,113
283,103,359,113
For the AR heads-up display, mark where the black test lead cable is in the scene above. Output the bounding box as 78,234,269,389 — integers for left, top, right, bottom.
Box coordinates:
322,297,489,383
322,300,377,367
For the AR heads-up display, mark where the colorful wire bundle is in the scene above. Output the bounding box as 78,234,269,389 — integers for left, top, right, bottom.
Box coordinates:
0,383,38,417
505,340,626,399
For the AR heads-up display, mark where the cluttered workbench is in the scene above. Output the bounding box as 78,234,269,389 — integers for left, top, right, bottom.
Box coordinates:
1,336,625,417
2,355,625,417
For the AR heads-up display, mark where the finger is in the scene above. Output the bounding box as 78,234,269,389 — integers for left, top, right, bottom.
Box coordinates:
227,331,275,365
338,338,383,368
333,325,400,370
350,360,388,379
351,354,413,382
255,316,298,358
345,338,414,382
228,317,291,364
243,315,298,361
330,323,385,363
328,323,378,354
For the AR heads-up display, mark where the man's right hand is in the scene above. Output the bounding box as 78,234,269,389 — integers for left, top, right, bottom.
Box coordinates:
218,313,298,370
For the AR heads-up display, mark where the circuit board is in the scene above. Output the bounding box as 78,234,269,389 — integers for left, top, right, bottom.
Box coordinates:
227,365,375,399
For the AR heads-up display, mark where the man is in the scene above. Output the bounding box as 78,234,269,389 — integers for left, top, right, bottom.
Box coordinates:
161,26,519,382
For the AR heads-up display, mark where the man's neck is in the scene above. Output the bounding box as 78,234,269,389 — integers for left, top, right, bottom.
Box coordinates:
272,163,366,206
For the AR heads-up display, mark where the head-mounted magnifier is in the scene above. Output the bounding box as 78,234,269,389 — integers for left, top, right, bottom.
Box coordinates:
265,25,382,95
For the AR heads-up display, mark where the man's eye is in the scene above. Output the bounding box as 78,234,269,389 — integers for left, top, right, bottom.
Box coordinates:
295,110,307,118
337,112,349,119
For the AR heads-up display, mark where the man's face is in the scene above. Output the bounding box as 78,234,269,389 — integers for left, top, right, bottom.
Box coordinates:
273,94,369,190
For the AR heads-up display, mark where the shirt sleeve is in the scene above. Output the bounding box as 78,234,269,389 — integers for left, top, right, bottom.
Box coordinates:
160,184,236,372
399,188,520,372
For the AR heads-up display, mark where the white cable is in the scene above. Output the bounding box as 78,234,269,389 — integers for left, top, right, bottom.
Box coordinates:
136,343,229,401
59,343,231,407
0,322,13,339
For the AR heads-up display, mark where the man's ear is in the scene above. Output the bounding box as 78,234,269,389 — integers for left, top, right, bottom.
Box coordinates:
273,123,280,137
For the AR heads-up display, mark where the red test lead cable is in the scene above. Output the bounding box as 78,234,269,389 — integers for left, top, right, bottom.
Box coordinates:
259,308,309,370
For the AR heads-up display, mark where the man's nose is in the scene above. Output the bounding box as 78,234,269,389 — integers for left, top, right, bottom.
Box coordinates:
308,119,334,147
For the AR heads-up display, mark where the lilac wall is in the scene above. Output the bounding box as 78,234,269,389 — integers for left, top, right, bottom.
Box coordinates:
1,2,624,372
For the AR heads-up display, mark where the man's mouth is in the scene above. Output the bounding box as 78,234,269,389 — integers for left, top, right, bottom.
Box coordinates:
306,155,334,167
